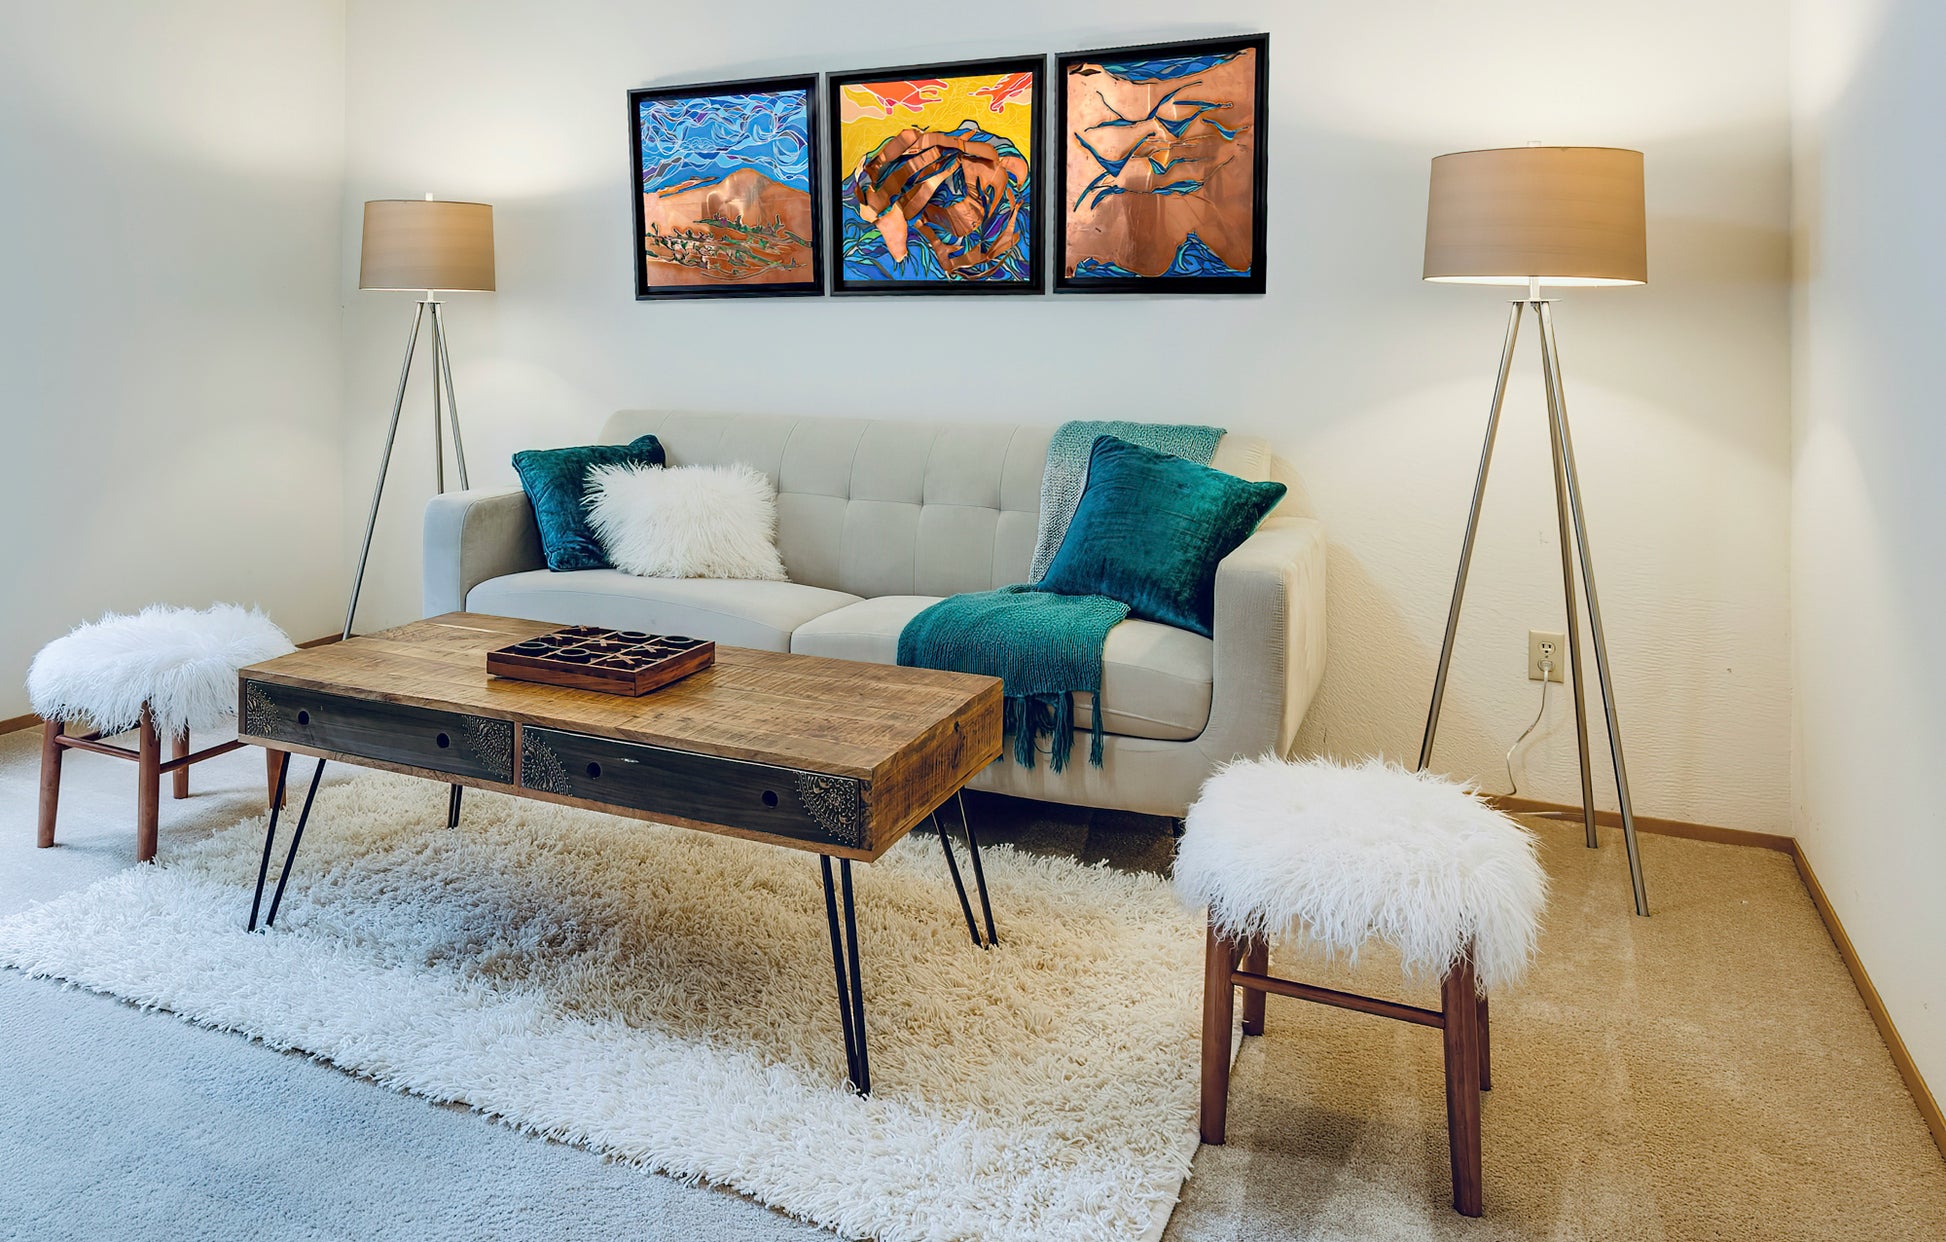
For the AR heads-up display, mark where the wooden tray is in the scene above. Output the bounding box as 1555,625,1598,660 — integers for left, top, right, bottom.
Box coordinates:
485,625,715,696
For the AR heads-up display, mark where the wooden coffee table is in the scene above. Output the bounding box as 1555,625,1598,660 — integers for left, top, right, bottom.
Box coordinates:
235,612,1004,1094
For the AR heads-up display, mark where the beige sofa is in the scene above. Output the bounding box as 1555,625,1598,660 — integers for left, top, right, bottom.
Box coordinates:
422,411,1325,820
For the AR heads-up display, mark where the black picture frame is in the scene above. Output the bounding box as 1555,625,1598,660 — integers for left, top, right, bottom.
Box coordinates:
1054,33,1269,295
825,55,1046,296
628,73,825,300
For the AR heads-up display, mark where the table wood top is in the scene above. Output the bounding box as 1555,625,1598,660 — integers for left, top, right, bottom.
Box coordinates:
242,613,1003,784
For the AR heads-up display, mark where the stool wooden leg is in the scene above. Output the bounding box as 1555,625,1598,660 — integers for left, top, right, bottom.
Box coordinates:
1441,953,1484,1217
171,729,190,800
1477,993,1492,1092
37,719,64,848
1200,923,1238,1144
265,748,286,810
1240,936,1268,1036
136,706,161,863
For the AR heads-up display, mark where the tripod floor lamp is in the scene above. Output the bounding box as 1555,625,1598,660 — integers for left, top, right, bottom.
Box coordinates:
1419,146,1651,917
345,197,496,640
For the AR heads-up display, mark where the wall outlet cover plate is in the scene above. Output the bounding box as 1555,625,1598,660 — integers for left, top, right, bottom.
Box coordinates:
1529,630,1565,682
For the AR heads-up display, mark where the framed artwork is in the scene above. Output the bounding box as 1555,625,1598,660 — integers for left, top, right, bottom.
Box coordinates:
1055,34,1269,294
628,74,823,299
827,56,1044,294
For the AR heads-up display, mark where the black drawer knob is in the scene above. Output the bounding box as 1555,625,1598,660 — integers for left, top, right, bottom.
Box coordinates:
296,710,310,726
586,762,601,779
762,789,778,808
435,733,451,749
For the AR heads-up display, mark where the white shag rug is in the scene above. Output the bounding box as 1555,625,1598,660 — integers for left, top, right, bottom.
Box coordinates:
0,770,1206,1242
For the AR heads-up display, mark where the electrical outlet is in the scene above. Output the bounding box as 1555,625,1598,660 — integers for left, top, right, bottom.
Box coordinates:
1528,630,1565,682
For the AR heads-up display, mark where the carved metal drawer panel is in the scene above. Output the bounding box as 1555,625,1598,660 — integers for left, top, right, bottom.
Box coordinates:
242,680,513,784
519,726,866,850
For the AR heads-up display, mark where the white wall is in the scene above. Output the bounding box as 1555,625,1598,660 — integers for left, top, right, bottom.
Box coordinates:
0,1,350,720
338,0,1794,833
1791,0,1946,1099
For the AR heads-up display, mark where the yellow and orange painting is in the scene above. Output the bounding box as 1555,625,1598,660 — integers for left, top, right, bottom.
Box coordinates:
832,62,1040,287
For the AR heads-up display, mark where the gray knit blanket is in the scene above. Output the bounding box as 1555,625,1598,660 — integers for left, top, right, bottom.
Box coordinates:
1027,421,1228,580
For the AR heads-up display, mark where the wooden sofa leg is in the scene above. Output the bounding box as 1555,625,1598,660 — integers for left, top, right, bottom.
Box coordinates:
172,729,190,799
1478,993,1492,1092
1200,923,1237,1144
136,706,161,863
1441,954,1484,1217
38,719,63,848
1240,936,1268,1036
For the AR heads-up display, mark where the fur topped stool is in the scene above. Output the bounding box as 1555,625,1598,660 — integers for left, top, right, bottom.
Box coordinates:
29,604,295,862
1174,756,1547,1217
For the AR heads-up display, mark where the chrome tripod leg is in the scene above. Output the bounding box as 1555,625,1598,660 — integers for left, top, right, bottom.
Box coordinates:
431,303,445,495
1537,303,1649,917
1538,304,1600,850
1420,301,1525,770
343,302,427,640
430,302,469,489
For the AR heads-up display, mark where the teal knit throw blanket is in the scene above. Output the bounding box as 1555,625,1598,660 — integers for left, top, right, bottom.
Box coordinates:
898,585,1130,770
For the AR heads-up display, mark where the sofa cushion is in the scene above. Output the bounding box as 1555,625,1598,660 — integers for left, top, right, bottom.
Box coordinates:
510,434,666,571
1037,436,1287,637
466,571,859,653
601,411,1281,595
789,595,1212,741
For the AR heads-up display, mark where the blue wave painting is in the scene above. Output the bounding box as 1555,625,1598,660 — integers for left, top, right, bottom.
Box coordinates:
1064,44,1259,283
639,90,809,195
1072,232,1247,279
1097,53,1236,83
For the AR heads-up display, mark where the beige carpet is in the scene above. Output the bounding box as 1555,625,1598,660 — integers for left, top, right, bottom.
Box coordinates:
1152,816,1946,1240
4,729,1944,1239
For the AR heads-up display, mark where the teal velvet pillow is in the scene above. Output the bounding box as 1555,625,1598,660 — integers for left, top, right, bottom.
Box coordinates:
512,435,666,571
1036,436,1286,637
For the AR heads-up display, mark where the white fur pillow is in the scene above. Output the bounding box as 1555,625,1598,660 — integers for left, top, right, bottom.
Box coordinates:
583,462,787,580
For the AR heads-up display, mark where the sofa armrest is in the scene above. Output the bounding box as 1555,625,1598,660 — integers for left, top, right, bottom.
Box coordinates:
422,487,545,616
1200,517,1327,763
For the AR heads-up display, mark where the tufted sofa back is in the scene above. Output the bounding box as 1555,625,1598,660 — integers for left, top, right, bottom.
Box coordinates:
600,411,1283,598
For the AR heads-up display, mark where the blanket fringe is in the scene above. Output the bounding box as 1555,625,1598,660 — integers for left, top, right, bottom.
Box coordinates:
1004,691,1107,771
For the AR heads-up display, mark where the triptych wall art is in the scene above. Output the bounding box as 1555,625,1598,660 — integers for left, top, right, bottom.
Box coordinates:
628,34,1267,300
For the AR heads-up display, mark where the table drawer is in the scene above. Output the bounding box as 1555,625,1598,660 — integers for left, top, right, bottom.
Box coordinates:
518,726,867,850
241,679,514,784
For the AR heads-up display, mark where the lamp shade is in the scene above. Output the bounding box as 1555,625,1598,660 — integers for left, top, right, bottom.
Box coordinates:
1423,147,1646,286
359,199,495,292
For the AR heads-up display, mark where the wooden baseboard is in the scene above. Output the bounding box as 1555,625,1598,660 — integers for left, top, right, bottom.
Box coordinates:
1791,841,1946,1158
3,633,343,737
1487,794,1795,853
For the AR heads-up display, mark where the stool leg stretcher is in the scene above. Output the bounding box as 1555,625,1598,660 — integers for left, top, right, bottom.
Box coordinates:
1200,923,1491,1217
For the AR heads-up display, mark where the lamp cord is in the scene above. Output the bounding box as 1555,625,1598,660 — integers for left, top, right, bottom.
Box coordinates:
1504,657,1552,797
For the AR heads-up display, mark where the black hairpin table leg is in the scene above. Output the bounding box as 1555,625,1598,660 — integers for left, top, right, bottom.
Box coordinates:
955,791,998,948
934,811,983,948
246,751,293,932
447,783,463,828
820,855,870,1095
259,758,327,930
936,795,998,949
